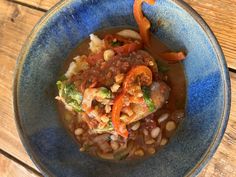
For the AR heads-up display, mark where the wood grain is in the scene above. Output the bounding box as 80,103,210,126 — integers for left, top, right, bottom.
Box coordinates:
185,0,236,70
0,153,40,177
0,0,44,171
9,0,59,11
0,0,236,176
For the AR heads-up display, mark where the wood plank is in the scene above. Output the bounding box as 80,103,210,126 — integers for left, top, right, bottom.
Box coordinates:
0,0,236,176
10,0,59,11
0,0,44,171
184,0,236,70
0,153,41,177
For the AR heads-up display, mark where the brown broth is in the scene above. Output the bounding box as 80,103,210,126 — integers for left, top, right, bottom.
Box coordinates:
57,27,186,161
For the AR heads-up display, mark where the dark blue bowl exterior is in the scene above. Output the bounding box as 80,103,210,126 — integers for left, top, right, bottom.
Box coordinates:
14,0,231,177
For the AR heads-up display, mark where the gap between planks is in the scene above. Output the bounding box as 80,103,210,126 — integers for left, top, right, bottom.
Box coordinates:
7,0,47,12
0,149,42,177
0,0,236,176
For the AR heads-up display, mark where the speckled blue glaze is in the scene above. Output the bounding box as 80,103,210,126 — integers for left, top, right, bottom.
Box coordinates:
13,0,231,177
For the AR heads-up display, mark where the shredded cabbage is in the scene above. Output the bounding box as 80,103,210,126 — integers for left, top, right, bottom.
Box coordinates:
57,81,83,112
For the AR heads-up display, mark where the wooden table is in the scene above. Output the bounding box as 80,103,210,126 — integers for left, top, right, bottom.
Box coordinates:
0,0,235,176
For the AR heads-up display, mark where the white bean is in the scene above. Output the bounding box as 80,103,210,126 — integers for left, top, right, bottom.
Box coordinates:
104,49,115,61
80,147,85,152
143,129,149,136
131,121,140,131
145,139,155,145
151,127,160,138
166,121,176,132
117,29,141,40
134,149,144,156
74,128,84,136
158,113,169,123
160,138,168,146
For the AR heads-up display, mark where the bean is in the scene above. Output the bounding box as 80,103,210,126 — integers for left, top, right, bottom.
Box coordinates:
151,127,160,138
134,149,144,156
149,61,154,66
131,121,140,131
158,113,169,123
166,121,176,132
80,147,85,152
160,138,168,146
147,147,156,154
145,139,155,145
143,129,149,136
104,49,115,61
74,128,84,136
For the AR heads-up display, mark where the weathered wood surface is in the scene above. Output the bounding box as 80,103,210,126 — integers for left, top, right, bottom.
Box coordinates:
0,0,236,176
0,153,41,177
0,0,44,171
185,0,236,70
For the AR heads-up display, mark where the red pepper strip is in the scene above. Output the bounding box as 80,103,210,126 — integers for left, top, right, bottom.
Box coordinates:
123,65,152,91
104,34,143,55
133,0,155,45
111,92,128,138
112,65,153,138
113,42,143,56
159,51,186,61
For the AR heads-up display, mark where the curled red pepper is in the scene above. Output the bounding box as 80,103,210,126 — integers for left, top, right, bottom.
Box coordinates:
111,92,128,138
159,51,186,61
133,0,155,45
123,65,152,90
112,65,153,138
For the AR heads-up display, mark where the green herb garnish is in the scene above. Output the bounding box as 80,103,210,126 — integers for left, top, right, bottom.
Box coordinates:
57,81,83,112
142,86,155,112
97,87,112,99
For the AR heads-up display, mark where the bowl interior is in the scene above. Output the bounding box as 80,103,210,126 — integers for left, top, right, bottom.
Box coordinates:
14,0,230,177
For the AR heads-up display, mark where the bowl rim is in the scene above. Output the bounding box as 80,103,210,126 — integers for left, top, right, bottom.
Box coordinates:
13,0,231,176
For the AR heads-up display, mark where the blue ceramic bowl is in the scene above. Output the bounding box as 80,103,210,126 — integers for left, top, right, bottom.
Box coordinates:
13,0,231,177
